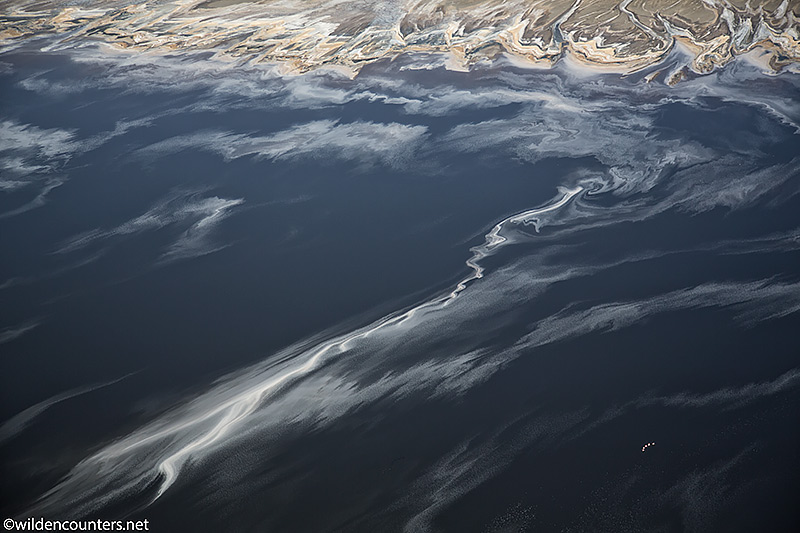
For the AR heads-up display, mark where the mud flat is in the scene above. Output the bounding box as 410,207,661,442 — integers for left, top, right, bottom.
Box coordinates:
1,0,798,78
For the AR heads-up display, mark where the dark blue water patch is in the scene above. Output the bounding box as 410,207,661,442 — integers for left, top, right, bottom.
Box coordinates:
112,305,800,532
653,98,800,157
2,148,556,386
0,51,141,133
434,391,800,532
2,109,591,517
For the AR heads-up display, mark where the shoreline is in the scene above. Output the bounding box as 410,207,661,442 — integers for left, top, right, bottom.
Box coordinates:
0,0,797,81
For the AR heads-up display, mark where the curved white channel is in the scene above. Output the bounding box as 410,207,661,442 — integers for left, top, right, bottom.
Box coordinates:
145,185,583,498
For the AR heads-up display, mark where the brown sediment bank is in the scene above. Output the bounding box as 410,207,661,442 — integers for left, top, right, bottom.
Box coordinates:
1,0,797,79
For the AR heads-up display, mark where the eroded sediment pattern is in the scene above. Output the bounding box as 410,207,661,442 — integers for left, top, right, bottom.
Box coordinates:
1,0,799,77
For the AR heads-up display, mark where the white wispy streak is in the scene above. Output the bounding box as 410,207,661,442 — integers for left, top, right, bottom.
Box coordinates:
0,320,40,345
56,191,244,263
138,120,427,168
0,373,136,444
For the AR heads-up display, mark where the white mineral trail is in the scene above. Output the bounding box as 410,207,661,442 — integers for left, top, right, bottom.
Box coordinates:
112,186,583,500
0,372,137,444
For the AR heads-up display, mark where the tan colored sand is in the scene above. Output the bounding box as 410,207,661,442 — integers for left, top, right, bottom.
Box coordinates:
1,0,797,77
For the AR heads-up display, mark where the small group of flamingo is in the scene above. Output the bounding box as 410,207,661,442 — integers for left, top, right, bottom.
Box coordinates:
641,442,656,452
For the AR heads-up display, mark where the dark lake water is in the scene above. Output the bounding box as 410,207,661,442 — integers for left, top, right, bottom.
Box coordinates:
1,45,799,532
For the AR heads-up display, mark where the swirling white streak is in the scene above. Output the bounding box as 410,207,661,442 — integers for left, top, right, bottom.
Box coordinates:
56,185,583,503
450,186,582,299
